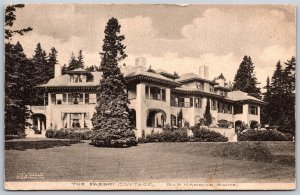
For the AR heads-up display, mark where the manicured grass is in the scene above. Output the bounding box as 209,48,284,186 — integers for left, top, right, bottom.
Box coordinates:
5,140,82,150
5,140,295,183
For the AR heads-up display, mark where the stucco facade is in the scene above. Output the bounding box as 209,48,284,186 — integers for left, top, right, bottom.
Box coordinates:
28,58,265,138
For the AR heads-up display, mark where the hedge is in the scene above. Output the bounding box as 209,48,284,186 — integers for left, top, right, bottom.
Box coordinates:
190,125,228,142
238,129,293,141
138,126,228,143
46,128,94,140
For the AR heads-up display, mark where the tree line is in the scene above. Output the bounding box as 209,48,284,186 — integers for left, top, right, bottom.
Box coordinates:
232,55,295,135
4,4,96,137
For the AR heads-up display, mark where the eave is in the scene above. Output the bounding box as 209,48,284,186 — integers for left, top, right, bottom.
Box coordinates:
178,78,219,85
126,75,181,88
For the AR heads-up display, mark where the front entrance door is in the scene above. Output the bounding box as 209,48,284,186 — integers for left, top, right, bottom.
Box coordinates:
72,119,81,128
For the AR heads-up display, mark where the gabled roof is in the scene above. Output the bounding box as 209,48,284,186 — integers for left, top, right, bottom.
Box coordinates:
176,73,218,85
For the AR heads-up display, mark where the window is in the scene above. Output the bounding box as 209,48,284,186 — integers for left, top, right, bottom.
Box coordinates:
224,104,228,113
145,86,150,99
211,100,217,110
196,82,204,90
171,114,177,126
150,87,161,100
218,102,223,113
171,95,177,107
68,94,83,104
249,105,258,115
145,85,166,101
73,74,82,83
220,90,224,96
162,89,166,101
51,94,56,104
209,85,214,92
234,104,243,114
85,94,89,104
190,97,193,107
56,94,63,105
63,94,67,104
178,97,184,107
194,97,202,108
89,94,97,104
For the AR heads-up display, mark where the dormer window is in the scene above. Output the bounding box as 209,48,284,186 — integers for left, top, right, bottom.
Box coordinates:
71,74,86,83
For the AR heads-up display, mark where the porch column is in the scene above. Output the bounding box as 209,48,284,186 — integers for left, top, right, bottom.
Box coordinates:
41,120,45,130
136,83,146,138
80,113,84,128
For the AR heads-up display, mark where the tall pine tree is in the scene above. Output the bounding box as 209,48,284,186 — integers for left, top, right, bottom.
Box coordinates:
47,47,58,79
31,43,48,105
204,99,212,126
233,56,261,99
66,50,85,71
91,17,136,148
5,4,32,136
261,77,271,125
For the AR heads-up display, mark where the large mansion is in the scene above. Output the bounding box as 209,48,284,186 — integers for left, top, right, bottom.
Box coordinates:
29,57,265,138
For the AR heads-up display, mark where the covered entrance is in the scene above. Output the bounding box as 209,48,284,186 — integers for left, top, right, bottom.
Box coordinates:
146,109,166,128
32,114,46,134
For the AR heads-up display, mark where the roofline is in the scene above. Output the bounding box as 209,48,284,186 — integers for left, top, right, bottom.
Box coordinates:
126,75,181,88
158,72,180,79
178,78,219,85
214,86,231,91
172,88,232,101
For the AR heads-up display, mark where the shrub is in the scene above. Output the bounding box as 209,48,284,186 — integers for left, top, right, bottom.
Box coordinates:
238,129,293,141
190,125,228,142
91,129,137,148
138,129,190,143
46,128,94,140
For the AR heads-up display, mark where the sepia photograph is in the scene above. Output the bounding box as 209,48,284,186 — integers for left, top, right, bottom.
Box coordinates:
4,4,296,190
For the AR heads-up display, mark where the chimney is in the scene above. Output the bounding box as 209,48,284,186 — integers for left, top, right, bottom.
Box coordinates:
135,57,146,67
199,65,209,79
55,64,62,78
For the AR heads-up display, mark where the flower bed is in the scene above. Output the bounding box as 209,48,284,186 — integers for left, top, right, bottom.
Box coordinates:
46,128,94,140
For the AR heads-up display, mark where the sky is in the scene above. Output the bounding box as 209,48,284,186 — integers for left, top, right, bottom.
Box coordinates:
11,4,296,87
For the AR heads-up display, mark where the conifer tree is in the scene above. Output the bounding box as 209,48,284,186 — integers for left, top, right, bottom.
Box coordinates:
47,47,58,79
233,56,261,99
91,17,136,148
77,50,84,68
31,43,48,105
261,77,271,125
204,99,212,126
5,4,32,136
67,52,78,71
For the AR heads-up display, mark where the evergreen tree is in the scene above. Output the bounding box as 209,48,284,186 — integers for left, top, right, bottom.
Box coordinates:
86,65,100,72
62,64,68,75
5,42,31,136
267,59,296,135
31,43,48,105
233,56,261,99
204,99,212,126
67,52,78,71
66,50,85,71
91,17,136,148
5,4,32,40
177,108,183,127
261,77,271,125
77,50,84,68
5,4,32,136
47,47,58,79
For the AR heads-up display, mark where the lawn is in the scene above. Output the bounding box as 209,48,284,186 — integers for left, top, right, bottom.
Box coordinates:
5,139,295,183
